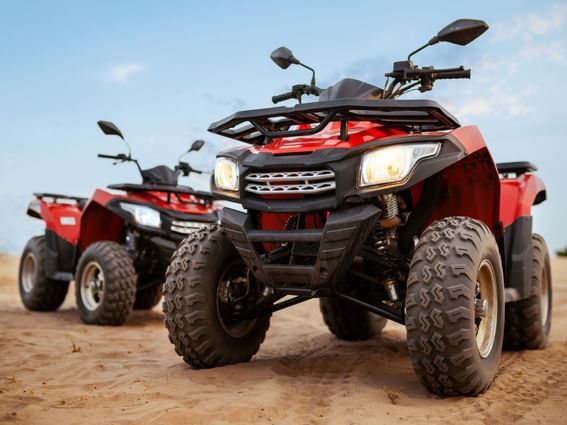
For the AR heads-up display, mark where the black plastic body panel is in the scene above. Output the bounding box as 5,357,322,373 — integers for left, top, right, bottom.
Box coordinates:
212,134,465,213
501,216,533,299
45,229,75,280
221,204,380,288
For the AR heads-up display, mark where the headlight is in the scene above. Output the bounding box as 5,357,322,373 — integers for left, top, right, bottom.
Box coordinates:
119,203,161,228
214,157,239,191
359,143,441,187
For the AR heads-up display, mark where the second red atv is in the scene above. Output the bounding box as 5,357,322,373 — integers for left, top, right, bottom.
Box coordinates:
163,19,552,396
18,121,220,325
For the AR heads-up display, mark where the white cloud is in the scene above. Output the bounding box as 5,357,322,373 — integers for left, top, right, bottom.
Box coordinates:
446,85,535,120
448,5,567,120
492,3,567,41
106,63,145,82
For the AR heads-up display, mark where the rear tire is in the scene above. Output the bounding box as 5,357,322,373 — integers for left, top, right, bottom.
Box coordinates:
134,279,163,310
75,241,137,325
163,226,270,368
504,234,552,350
18,236,69,311
406,217,504,396
319,297,387,341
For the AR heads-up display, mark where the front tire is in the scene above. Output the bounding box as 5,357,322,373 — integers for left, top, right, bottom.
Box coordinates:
406,217,504,396
163,226,270,368
75,241,137,325
504,234,552,350
18,236,69,311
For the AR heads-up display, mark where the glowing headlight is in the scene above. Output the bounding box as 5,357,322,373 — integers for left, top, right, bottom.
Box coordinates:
119,203,161,228
359,143,441,187
214,157,239,191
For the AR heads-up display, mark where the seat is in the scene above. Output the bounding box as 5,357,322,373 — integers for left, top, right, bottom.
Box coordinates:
78,198,88,209
496,161,537,176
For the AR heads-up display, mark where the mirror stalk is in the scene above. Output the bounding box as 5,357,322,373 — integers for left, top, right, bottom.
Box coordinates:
407,36,439,61
299,62,317,88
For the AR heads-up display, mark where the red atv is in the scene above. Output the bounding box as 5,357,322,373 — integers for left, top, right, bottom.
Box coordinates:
19,120,220,325
163,20,551,396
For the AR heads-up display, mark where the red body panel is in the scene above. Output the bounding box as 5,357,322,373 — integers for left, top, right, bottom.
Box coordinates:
499,174,546,228
449,125,489,155
37,201,82,244
87,188,216,215
252,122,542,237
32,188,220,252
255,121,409,155
428,148,501,233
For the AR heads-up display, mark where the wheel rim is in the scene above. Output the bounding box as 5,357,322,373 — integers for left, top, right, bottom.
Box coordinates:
540,265,550,328
475,259,498,359
80,261,105,311
21,253,36,293
216,262,257,338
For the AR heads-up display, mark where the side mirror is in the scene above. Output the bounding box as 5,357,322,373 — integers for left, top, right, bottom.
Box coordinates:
97,120,124,139
434,19,489,46
190,139,205,152
270,47,300,69
407,18,489,61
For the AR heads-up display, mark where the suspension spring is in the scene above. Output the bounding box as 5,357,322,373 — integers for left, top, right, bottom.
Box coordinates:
382,193,399,219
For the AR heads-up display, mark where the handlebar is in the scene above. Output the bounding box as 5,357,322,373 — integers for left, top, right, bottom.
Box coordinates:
388,66,470,81
433,68,470,79
272,91,296,104
384,65,471,98
176,161,203,176
272,84,321,104
98,153,128,160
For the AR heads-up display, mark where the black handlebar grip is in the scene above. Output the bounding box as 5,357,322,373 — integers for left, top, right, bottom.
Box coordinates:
272,91,295,104
98,154,118,159
436,69,471,79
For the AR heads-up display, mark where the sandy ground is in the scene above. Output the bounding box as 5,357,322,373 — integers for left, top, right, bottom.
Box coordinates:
0,253,566,425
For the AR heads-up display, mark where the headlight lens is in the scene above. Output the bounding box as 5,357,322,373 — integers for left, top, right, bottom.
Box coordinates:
119,203,161,228
214,157,239,191
359,143,441,187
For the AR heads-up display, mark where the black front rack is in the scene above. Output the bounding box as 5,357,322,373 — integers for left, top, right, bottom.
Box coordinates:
33,192,87,204
107,183,215,203
208,98,460,144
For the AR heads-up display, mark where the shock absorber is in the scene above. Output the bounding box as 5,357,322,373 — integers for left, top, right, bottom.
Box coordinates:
375,194,402,302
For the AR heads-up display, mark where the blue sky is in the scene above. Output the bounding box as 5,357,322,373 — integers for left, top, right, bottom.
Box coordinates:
0,0,566,254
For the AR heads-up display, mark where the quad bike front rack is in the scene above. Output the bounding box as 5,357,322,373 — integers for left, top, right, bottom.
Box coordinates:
208,98,461,144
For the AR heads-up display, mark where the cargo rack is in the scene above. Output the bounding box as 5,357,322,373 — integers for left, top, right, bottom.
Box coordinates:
33,192,88,204
107,183,215,204
208,98,460,144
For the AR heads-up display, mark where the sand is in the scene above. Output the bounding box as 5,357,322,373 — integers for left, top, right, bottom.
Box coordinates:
1,252,566,424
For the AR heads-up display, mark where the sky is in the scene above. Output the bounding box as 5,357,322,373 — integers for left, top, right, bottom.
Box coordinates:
0,0,566,254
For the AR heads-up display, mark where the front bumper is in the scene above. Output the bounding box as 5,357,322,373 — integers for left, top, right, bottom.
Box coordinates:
221,204,380,289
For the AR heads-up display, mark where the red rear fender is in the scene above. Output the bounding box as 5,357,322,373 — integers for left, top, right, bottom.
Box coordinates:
31,199,82,245
499,174,546,227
